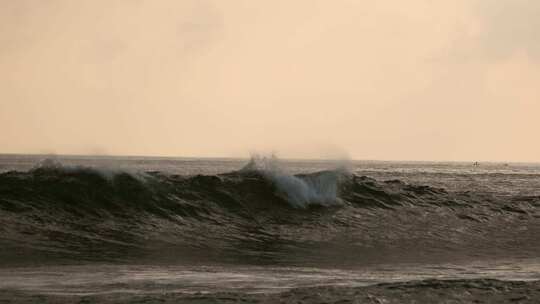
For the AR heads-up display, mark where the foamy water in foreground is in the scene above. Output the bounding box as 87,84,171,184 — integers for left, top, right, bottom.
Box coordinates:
2,260,540,295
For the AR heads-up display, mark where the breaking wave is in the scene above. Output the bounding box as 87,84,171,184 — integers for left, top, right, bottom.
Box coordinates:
240,155,344,207
0,157,539,266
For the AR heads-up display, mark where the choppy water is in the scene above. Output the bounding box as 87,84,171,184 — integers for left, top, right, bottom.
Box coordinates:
1,154,539,295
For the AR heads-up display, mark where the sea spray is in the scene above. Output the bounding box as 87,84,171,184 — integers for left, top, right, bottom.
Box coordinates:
241,154,344,208
32,157,151,182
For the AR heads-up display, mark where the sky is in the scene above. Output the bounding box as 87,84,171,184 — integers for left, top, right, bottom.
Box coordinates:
1,0,539,162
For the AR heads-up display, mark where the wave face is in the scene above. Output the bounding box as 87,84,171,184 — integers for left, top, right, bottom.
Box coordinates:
0,159,539,267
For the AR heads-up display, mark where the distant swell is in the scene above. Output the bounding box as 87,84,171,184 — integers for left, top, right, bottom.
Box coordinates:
0,160,539,267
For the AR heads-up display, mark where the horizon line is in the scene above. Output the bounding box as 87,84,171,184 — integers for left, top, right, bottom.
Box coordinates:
0,152,538,165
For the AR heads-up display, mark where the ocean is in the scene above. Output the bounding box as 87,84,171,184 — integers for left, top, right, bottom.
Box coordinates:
1,154,539,302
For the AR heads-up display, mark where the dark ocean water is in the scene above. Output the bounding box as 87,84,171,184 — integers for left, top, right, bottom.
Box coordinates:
1,154,539,296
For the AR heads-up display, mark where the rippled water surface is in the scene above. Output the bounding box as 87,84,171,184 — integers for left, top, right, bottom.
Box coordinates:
1,154,539,295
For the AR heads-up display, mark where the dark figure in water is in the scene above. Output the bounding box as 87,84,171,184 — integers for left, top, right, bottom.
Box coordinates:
473,162,480,166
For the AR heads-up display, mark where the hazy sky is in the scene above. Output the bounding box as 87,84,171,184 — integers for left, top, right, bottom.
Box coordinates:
1,0,539,162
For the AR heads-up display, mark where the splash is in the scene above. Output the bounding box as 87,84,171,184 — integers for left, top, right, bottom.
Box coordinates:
241,154,343,208
31,157,149,182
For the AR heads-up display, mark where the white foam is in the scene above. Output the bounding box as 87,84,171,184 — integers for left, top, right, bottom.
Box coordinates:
32,158,150,182
241,154,344,208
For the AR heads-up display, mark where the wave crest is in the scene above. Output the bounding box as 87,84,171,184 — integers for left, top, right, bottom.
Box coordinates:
240,154,345,207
